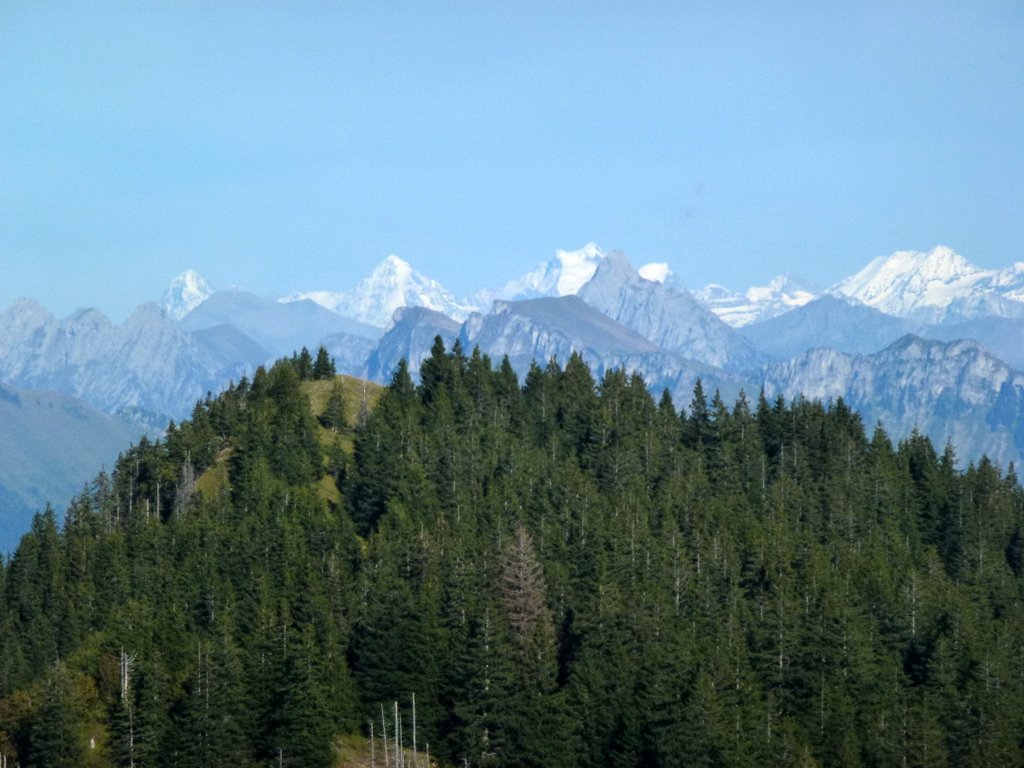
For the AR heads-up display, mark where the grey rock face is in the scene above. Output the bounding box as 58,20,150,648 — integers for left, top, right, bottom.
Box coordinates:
0,299,263,427
578,251,762,372
763,335,1024,466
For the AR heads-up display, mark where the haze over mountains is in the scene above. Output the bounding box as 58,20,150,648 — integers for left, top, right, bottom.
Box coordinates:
3,242,1024,550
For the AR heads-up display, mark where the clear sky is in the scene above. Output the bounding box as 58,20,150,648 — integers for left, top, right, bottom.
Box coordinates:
1,1,1022,320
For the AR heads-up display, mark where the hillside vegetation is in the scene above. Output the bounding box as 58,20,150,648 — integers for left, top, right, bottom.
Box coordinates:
1,339,1023,767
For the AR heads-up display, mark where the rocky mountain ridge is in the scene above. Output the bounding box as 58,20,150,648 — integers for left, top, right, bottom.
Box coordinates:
4,243,1024,550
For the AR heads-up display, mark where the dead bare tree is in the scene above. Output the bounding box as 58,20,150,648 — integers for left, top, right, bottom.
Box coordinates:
121,646,138,768
499,524,555,661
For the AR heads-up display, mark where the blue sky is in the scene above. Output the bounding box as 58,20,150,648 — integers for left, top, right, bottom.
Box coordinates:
1,1,1022,320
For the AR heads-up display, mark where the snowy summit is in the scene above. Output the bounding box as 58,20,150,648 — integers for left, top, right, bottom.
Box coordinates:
637,262,673,284
496,242,607,300
161,269,213,321
832,246,1024,321
473,243,677,307
288,254,478,328
697,274,818,327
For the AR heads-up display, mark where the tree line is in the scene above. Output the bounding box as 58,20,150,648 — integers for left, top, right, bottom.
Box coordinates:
1,338,1022,767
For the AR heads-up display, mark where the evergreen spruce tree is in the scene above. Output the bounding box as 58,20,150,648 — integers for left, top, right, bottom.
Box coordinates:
312,346,336,380
25,662,87,768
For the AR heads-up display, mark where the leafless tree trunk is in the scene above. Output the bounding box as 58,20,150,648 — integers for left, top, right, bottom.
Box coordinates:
121,647,137,768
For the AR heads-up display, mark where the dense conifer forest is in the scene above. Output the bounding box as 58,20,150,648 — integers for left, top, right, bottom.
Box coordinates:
1,339,1023,767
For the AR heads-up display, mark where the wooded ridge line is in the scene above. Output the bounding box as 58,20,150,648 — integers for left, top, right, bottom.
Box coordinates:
1,341,1022,767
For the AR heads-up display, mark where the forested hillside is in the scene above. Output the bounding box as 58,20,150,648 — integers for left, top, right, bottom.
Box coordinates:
1,339,1023,767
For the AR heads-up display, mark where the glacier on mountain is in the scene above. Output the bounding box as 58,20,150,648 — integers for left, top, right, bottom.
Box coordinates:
471,243,677,306
833,246,1024,322
497,242,606,300
637,262,673,284
697,274,818,327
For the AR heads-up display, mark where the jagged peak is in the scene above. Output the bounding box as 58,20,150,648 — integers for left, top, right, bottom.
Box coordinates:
376,254,414,276
582,249,685,295
881,333,986,358
4,296,53,318
556,241,604,262
590,249,635,279
293,252,477,328
162,269,213,321
171,268,211,287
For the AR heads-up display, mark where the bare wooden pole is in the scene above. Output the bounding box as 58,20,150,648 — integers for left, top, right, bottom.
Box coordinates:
412,692,418,768
381,704,390,768
394,701,401,768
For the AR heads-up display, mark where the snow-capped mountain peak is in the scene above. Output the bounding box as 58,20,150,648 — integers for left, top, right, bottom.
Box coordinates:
286,254,478,328
491,242,607,301
553,242,605,295
697,273,818,327
638,262,673,284
746,274,817,307
161,269,213,321
832,245,994,320
576,249,762,371
379,253,414,278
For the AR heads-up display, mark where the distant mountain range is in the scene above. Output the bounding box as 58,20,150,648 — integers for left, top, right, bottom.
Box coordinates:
3,242,1024,550
833,246,1024,322
696,274,818,327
